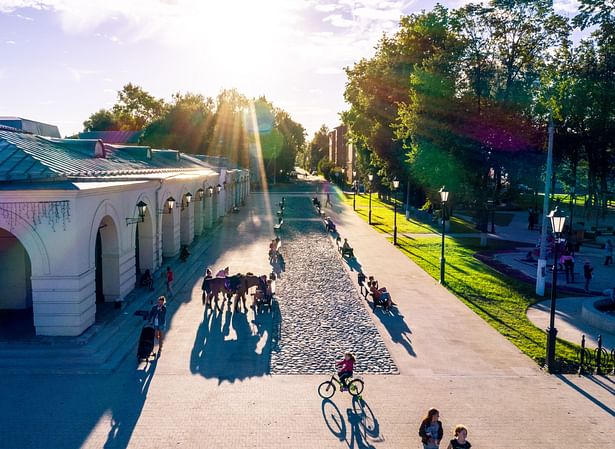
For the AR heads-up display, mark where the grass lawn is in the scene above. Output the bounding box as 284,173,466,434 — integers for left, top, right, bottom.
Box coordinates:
396,236,578,368
342,193,478,234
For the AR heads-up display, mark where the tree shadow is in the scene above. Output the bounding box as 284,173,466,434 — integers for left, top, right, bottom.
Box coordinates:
190,304,272,383
321,397,383,449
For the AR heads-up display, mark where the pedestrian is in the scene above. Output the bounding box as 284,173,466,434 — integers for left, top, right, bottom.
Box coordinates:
335,351,355,391
148,295,167,354
419,408,443,449
604,239,613,266
528,208,535,231
562,252,575,284
165,266,174,297
446,425,472,449
583,260,593,293
325,192,332,207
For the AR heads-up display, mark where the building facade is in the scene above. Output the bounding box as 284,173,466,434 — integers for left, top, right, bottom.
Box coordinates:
328,125,357,182
0,128,249,336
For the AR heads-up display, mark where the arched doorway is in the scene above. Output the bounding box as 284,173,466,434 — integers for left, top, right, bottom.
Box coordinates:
135,207,155,277
0,227,33,338
94,216,120,321
161,200,179,258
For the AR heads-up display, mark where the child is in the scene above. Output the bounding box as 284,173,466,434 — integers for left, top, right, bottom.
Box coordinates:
446,425,471,449
335,352,355,391
419,408,443,449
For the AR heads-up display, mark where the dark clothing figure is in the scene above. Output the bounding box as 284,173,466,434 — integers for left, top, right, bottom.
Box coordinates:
179,245,190,262
449,439,472,449
604,240,613,266
562,255,575,283
528,209,535,230
583,262,594,292
419,420,443,449
140,269,154,290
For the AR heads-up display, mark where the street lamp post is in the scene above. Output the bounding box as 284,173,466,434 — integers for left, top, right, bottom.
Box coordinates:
368,173,374,225
353,170,357,211
546,206,566,373
439,186,449,284
392,178,399,245
569,185,576,238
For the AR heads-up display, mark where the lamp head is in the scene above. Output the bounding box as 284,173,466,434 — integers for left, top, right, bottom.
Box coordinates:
439,186,449,203
185,192,192,204
137,200,147,219
548,206,567,235
392,178,399,190
166,197,176,212
368,173,374,182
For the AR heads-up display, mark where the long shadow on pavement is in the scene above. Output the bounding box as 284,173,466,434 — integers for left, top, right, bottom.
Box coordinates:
103,357,158,448
372,307,415,357
556,375,615,417
190,304,272,383
321,397,383,449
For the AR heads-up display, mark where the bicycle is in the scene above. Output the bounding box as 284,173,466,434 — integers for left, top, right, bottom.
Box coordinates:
318,372,364,399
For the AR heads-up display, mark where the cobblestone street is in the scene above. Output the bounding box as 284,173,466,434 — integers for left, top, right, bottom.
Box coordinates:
271,196,397,374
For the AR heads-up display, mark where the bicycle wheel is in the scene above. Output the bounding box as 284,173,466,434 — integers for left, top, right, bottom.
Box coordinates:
348,379,364,397
318,380,336,399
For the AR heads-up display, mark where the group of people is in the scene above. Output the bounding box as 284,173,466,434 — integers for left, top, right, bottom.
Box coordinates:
419,408,472,449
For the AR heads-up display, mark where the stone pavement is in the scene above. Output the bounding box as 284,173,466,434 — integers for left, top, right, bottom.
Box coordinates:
0,180,613,449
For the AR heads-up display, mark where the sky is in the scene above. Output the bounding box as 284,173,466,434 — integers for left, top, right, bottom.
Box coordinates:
0,0,581,139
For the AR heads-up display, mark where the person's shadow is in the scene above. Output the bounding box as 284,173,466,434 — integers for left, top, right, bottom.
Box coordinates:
103,356,158,448
374,307,415,357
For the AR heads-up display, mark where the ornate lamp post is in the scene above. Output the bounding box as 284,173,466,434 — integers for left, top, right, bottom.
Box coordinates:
368,173,374,225
353,170,357,211
546,206,566,373
439,186,449,284
392,178,400,245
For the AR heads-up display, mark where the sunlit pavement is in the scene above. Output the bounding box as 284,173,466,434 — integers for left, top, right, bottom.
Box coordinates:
0,180,613,449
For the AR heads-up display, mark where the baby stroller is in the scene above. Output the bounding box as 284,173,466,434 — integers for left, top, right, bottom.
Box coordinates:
137,322,156,364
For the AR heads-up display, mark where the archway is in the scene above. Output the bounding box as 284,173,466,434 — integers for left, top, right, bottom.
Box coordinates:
0,227,33,338
94,215,120,321
135,207,155,277
161,200,178,258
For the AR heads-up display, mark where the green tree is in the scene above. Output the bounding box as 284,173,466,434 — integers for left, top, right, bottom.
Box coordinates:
111,83,167,130
308,125,329,171
82,109,121,131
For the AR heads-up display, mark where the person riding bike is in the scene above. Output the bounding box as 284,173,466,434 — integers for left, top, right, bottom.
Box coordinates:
335,352,356,391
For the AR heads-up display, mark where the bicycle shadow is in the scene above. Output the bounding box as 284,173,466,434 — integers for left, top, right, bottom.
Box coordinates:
321,397,383,449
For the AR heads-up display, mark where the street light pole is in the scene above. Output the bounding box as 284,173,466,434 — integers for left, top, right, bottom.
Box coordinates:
393,178,399,245
353,170,357,211
368,173,374,225
536,106,555,296
439,186,449,284
546,206,566,373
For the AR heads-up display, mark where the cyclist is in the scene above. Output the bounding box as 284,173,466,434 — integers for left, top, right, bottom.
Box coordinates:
335,352,356,391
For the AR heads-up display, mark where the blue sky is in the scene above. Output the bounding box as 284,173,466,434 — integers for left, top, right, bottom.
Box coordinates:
0,0,581,138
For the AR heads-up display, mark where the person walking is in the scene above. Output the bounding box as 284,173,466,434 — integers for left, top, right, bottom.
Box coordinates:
148,296,167,354
419,408,443,449
604,239,613,266
583,260,594,293
165,266,174,297
325,192,332,208
562,252,575,284
446,425,472,449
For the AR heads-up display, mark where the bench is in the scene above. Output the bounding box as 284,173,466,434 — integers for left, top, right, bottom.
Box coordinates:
274,219,284,231
324,217,336,233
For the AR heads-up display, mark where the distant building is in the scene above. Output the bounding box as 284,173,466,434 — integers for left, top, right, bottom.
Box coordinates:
0,117,61,138
328,125,357,181
78,130,143,144
0,126,249,336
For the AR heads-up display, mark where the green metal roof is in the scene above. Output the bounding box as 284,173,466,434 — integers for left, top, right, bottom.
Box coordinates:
0,130,215,183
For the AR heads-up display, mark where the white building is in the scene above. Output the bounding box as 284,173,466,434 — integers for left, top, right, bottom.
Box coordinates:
0,127,249,336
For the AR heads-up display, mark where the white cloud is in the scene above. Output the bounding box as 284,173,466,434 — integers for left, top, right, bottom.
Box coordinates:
315,3,342,12
554,0,581,15
66,67,99,82
323,13,355,27
315,67,342,75
5,40,16,44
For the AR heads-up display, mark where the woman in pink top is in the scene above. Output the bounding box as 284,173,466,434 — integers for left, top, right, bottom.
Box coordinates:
335,352,356,390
